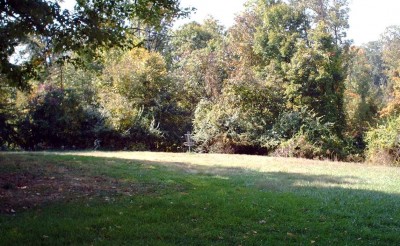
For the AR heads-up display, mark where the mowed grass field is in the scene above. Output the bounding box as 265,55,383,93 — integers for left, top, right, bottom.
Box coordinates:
1,152,400,245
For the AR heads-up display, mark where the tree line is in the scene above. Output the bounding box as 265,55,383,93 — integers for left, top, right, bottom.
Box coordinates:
1,0,400,164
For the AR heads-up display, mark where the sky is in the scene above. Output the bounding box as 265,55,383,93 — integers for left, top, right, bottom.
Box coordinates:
174,0,400,45
60,0,400,45
347,0,400,44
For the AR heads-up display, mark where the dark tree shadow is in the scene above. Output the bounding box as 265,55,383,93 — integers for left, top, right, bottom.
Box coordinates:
3,152,400,244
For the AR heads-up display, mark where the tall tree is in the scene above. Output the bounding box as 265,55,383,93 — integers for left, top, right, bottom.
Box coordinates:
380,26,400,116
284,23,347,135
98,47,189,149
1,0,189,89
364,41,387,87
0,83,18,148
169,18,227,110
291,0,350,45
344,47,379,135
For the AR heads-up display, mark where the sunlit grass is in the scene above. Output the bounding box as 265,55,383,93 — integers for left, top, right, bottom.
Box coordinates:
59,151,400,194
1,152,400,245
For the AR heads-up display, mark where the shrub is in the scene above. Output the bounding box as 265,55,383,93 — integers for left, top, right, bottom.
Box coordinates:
193,100,243,153
18,86,103,150
271,134,321,159
365,116,400,165
193,99,268,154
270,109,347,160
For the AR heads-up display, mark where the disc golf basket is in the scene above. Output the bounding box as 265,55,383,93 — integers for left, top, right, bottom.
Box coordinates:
94,139,101,150
184,132,195,153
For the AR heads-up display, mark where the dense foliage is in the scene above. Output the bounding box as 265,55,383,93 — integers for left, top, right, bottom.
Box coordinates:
1,0,400,163
0,0,189,89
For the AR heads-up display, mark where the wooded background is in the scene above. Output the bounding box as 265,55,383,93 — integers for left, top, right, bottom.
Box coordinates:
2,0,400,164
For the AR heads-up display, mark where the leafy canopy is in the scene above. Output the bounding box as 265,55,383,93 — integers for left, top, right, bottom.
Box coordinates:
0,0,189,89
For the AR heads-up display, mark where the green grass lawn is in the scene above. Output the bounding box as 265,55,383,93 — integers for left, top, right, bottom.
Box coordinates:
1,152,400,245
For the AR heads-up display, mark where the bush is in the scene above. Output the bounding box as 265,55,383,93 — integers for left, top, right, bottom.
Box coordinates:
193,101,348,158
271,133,346,160
192,79,284,155
193,99,268,154
271,135,321,159
365,116,400,165
18,86,103,150
270,109,347,160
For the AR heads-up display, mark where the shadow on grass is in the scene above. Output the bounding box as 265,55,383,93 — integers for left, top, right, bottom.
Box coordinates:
1,153,400,244
2,152,399,209
59,153,400,216
23,152,396,200
100,156,400,243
